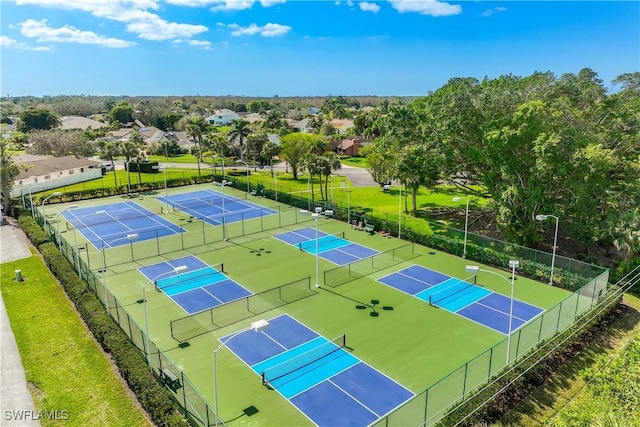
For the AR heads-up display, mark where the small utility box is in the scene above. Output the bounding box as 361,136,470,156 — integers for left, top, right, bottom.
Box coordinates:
15,270,23,282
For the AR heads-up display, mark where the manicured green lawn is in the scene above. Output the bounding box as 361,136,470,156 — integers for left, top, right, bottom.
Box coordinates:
340,156,368,167
1,254,151,427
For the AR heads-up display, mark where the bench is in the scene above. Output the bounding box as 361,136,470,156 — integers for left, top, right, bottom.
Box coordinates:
364,223,375,234
323,209,334,217
160,368,181,392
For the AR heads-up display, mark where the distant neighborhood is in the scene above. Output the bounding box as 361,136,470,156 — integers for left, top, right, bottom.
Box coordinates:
1,95,392,197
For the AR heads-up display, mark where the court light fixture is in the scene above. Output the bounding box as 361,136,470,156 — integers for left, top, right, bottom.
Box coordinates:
464,260,519,365
300,209,321,288
142,265,188,372
535,214,559,285
453,196,470,258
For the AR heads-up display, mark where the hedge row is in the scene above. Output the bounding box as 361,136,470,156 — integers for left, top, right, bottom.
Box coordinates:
18,212,189,427
30,175,218,205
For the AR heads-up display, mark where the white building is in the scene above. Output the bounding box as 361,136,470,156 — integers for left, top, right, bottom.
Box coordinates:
206,109,240,126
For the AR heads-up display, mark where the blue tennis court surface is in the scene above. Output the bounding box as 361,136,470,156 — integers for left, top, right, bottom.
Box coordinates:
156,189,276,227
139,255,252,314
274,227,379,266
378,265,544,334
62,201,183,249
224,314,414,426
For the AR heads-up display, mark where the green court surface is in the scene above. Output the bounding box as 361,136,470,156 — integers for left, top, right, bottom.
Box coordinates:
46,182,576,426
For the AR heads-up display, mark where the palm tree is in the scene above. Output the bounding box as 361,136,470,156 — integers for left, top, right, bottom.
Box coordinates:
120,140,138,193
186,115,209,176
129,128,146,185
247,133,268,170
320,152,342,202
228,118,251,161
96,139,121,188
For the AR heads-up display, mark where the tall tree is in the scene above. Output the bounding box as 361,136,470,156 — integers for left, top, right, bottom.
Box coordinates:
246,133,268,170
27,129,95,158
96,139,121,188
0,139,21,215
228,118,252,161
280,133,323,179
18,108,60,132
186,115,209,176
130,128,147,184
110,102,134,125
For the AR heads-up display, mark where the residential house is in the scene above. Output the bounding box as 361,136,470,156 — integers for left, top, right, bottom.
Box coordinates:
205,109,240,126
337,138,365,156
60,115,107,130
329,119,355,134
11,155,102,198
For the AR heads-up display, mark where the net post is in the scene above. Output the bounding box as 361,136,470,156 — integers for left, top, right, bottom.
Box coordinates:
429,295,433,306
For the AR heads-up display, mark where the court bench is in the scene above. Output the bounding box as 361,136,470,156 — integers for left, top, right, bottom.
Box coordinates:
159,368,181,392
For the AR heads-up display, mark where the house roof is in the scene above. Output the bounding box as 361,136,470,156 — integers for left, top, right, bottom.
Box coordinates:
243,113,263,123
60,116,107,130
15,156,101,180
329,119,354,130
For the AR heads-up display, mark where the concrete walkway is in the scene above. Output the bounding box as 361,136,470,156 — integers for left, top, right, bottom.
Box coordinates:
1,220,40,427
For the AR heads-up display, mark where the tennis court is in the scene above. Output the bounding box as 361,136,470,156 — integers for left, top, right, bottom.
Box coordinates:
224,314,414,426
378,265,544,334
156,189,277,226
274,227,379,265
139,256,252,314
62,201,184,249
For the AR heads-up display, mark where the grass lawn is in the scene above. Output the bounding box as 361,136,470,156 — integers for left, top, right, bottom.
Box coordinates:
340,156,368,168
498,293,640,426
1,253,151,427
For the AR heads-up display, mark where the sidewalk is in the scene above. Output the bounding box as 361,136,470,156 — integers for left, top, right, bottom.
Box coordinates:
0,220,40,427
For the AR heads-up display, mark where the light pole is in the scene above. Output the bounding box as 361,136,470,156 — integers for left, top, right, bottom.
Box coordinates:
452,196,470,258
152,165,172,200
22,175,37,210
330,174,336,205
398,183,402,238
213,155,225,184
213,319,270,427
42,192,62,233
142,265,187,371
236,160,250,193
535,214,559,285
466,260,519,364
219,179,228,240
100,233,138,311
300,208,321,288
54,204,78,246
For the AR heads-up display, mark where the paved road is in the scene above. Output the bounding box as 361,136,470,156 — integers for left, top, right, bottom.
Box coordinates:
101,159,379,188
1,221,40,427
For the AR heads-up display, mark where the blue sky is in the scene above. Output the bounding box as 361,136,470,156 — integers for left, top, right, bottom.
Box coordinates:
1,1,638,96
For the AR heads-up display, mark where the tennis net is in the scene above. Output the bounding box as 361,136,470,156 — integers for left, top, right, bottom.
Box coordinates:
171,197,224,213
261,335,347,386
155,264,225,293
67,207,162,230
428,280,476,307
298,231,346,252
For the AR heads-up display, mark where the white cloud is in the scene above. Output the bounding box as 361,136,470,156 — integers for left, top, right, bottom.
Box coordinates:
260,0,286,6
173,38,213,49
0,35,53,51
15,0,208,42
18,19,135,47
388,0,461,17
359,2,380,13
224,22,291,37
125,14,208,40
482,6,506,17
